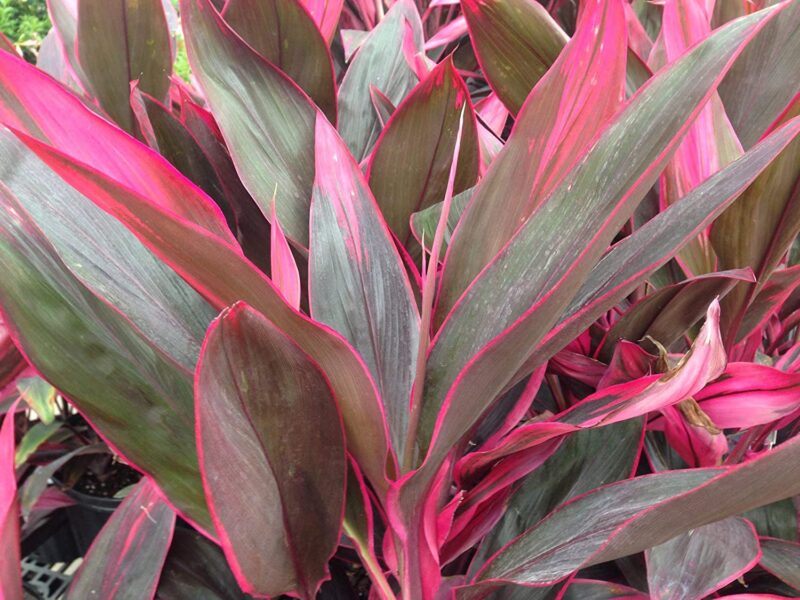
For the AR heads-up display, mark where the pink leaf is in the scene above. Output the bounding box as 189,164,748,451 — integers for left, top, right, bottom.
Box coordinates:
270,202,301,310
0,399,21,600
423,15,467,50
0,50,235,244
300,0,344,43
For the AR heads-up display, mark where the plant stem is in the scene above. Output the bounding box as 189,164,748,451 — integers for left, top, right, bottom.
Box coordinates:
402,107,466,473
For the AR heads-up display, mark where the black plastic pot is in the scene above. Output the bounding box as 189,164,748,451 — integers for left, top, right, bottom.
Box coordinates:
26,483,122,564
61,485,122,556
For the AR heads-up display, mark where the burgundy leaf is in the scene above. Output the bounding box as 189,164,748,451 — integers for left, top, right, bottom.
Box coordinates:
196,303,346,599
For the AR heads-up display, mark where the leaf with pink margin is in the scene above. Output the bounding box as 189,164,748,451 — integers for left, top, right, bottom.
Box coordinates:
367,58,479,246
695,362,800,428
597,268,753,362
624,2,652,62
0,316,24,391
657,0,743,277
436,0,627,328
195,303,346,599
300,0,343,43
559,579,648,599
17,132,391,497
457,300,724,478
0,31,16,54
719,0,800,149
511,115,800,394
180,0,317,249
76,0,173,134
423,0,772,459
657,403,727,468
712,98,800,345
424,15,467,50
736,265,800,344
310,113,419,462
466,434,800,594
0,399,22,600
465,420,643,590
646,517,760,600
68,477,176,600
337,0,424,162
760,537,800,591
45,0,90,93
0,50,234,243
221,0,337,123
270,203,301,310
461,0,567,114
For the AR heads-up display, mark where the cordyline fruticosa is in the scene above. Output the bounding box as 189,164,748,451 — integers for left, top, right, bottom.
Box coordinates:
1,0,800,598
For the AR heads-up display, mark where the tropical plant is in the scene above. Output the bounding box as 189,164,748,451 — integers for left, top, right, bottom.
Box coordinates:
1,0,800,598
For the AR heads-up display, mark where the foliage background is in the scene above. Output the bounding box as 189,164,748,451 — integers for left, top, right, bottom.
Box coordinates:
0,0,49,60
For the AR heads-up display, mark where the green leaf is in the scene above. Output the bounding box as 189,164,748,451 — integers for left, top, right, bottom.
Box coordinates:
196,303,346,599
337,0,423,162
14,421,60,468
16,376,56,424
222,0,337,122
409,188,473,259
0,169,210,530
367,58,479,246
76,0,173,134
462,0,567,114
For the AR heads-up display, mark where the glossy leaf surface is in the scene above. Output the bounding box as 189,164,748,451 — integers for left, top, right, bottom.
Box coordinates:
760,537,800,591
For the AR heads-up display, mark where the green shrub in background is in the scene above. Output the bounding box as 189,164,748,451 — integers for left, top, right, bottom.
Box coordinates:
0,0,49,60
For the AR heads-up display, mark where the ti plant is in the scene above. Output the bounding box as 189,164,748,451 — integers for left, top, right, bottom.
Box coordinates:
1,0,800,598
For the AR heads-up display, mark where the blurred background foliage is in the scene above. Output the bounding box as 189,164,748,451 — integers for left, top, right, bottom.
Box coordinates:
0,0,50,61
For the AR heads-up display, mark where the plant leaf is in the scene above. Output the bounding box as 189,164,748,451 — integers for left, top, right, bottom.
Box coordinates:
718,0,800,148
67,477,176,600
409,188,473,259
0,400,22,600
195,303,346,599
180,0,316,249
17,132,391,496
16,375,57,424
646,517,760,600
598,268,753,361
461,0,567,114
310,114,419,460
436,0,627,328
14,420,61,467
156,528,253,600
337,0,423,162
559,579,648,600
367,58,479,246
469,421,643,586
76,0,173,134
516,115,800,389
711,99,800,344
470,434,800,592
270,203,301,310
0,49,234,242
300,0,343,43
222,0,337,122
760,537,800,591
420,3,781,465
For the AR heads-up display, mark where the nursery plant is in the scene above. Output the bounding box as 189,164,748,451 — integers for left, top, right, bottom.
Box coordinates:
1,0,800,598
